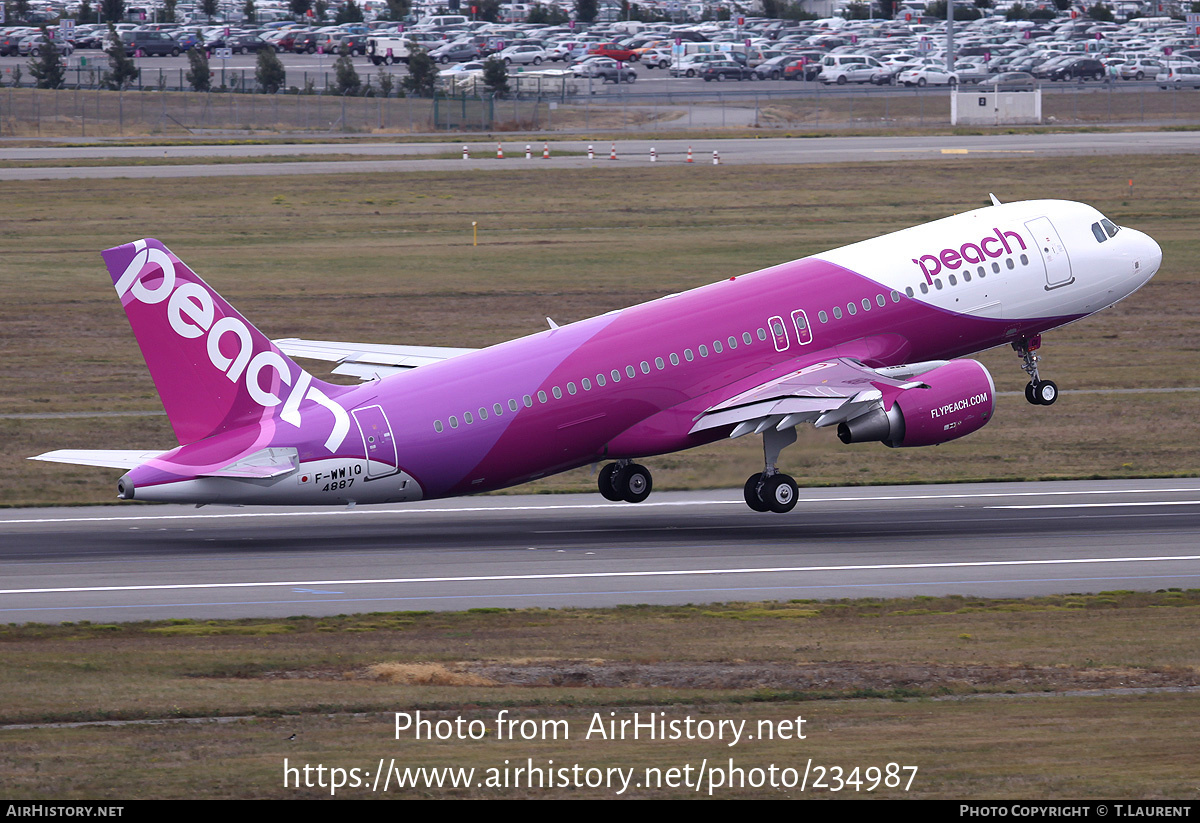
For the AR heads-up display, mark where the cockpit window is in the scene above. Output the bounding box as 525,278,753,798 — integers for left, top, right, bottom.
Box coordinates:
1091,222,1107,243
1101,218,1120,238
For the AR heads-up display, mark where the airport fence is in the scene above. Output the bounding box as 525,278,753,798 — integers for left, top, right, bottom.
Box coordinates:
0,82,1196,137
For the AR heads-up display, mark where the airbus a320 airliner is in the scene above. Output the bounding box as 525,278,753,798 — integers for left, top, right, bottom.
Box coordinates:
34,198,1161,513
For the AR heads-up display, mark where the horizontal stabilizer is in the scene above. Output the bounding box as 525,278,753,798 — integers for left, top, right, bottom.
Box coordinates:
30,449,167,470
200,447,298,479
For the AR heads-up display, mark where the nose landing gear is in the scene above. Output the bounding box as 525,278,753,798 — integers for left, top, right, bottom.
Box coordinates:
1014,336,1058,406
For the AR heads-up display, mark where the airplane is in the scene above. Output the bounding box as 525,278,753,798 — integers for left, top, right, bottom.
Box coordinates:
32,198,1161,514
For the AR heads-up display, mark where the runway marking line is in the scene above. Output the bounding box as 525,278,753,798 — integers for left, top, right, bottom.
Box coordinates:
3,554,1198,596
4,486,1200,526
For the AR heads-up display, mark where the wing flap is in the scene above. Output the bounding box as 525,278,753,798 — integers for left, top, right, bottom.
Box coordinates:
690,358,940,438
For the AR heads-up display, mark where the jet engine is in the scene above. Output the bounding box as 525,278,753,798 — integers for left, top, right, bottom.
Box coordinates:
837,359,995,448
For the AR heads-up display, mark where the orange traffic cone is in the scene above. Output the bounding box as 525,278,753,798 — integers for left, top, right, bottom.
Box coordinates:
525,144,531,159
609,142,617,160
686,146,694,163
588,144,594,160
463,145,469,160
543,142,550,159
497,143,504,160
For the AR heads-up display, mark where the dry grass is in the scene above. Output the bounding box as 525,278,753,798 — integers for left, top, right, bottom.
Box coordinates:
1,592,1198,798
2,154,1197,506
365,662,497,687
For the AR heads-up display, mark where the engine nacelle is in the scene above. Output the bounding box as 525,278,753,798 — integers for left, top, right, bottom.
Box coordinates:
837,359,995,448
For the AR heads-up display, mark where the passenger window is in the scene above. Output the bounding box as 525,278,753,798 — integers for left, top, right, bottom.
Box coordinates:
847,302,857,315
640,361,650,374
552,387,563,399
1006,259,1015,270
862,298,871,311
449,416,459,428
582,378,591,390
479,407,488,420
670,353,679,366
626,365,636,378
567,382,576,395
523,395,533,407
819,311,829,323
494,403,503,415
655,357,665,370
713,341,723,353
877,294,887,307
538,391,548,402
611,370,621,382
685,349,694,361
948,275,957,286
434,420,443,433
699,345,709,357
833,306,843,319
757,328,767,341
597,374,606,386
509,399,518,411
743,332,752,345
727,336,737,349
465,411,474,424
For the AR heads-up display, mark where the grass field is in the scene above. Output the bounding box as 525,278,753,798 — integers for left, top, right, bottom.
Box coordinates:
2,592,1198,799
2,152,1197,506
2,150,1198,800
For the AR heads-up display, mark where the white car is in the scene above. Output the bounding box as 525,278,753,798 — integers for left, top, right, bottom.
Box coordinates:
1157,65,1200,89
898,66,959,87
639,48,673,69
496,44,546,65
820,62,888,85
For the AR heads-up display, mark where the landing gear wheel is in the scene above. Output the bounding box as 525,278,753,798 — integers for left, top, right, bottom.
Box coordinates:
743,473,770,512
614,464,652,503
763,474,798,513
598,463,623,501
1025,381,1037,405
614,465,652,503
1034,380,1058,406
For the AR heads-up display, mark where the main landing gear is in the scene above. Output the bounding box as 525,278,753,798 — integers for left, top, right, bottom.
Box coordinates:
598,460,653,503
1013,335,1058,406
744,426,799,513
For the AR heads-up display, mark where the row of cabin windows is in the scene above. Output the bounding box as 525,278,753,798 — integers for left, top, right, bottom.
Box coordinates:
900,253,1031,298
431,325,777,433
431,267,988,433
816,289,903,324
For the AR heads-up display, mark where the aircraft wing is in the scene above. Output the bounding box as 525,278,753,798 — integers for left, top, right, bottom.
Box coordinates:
690,358,947,437
273,338,478,381
30,450,168,470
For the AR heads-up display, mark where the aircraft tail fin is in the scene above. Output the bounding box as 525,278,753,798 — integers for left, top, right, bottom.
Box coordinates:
102,239,345,447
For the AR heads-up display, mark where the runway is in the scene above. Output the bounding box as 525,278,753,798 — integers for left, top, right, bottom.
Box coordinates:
2,132,1198,179
2,478,1199,623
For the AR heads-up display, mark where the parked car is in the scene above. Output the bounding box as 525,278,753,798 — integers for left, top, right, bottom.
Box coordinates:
897,66,959,86
496,44,546,65
118,30,176,57
820,61,888,85
702,60,755,81
1157,64,1200,89
1047,57,1107,81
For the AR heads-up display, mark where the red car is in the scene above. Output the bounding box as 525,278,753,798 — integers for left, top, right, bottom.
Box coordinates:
587,42,639,63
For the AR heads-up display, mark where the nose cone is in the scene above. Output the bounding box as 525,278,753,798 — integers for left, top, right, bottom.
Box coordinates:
1127,228,1162,285
1142,231,1163,280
